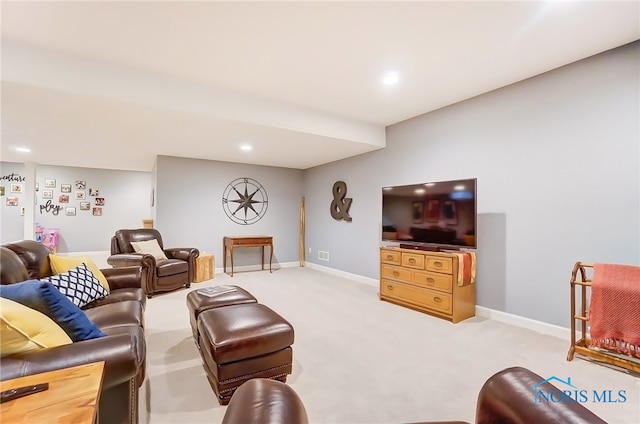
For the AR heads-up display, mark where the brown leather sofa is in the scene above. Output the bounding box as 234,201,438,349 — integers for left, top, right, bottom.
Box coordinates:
221,367,606,424
108,228,199,298
0,240,147,424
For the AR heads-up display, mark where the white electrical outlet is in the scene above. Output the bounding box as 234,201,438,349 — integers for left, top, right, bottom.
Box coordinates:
308,247,312,253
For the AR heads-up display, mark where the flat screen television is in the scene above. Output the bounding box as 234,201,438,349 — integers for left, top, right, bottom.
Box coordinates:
381,178,477,250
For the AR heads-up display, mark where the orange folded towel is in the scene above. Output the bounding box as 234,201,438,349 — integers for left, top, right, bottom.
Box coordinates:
588,263,640,358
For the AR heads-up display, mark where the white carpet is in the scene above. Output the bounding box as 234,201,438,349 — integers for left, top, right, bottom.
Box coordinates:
139,267,639,424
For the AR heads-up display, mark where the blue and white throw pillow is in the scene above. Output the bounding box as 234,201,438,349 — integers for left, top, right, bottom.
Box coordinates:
42,263,108,308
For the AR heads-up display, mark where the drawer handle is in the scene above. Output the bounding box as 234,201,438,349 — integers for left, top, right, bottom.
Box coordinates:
434,297,442,303
387,285,393,291
434,261,443,268
408,258,416,264
386,255,393,260
392,271,400,276
426,277,435,284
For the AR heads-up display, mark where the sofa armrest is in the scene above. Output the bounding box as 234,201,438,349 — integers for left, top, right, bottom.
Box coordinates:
164,247,199,262
107,253,155,269
0,333,143,390
101,266,145,290
476,367,606,424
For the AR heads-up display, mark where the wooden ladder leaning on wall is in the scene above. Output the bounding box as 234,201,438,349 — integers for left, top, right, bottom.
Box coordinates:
567,261,640,374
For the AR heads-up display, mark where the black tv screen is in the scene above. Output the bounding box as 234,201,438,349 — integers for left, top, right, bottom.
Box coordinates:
381,178,477,249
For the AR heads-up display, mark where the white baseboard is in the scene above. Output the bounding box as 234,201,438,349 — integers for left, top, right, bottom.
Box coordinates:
304,262,378,287
475,306,570,340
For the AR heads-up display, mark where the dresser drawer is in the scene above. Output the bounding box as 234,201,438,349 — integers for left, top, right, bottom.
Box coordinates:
425,256,453,274
402,253,425,269
380,249,401,265
380,265,411,283
380,280,452,314
413,271,453,293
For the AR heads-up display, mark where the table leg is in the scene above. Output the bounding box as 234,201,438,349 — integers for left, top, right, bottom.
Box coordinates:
261,246,265,270
269,243,273,273
230,246,234,277
223,240,227,274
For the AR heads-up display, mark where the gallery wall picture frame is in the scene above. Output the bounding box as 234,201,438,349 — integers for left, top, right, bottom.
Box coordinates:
6,197,18,206
0,186,5,196
95,197,105,206
79,202,90,211
75,191,86,200
411,201,423,224
443,200,457,225
42,190,53,199
45,179,56,188
75,181,86,190
35,183,39,192
20,207,25,216
65,207,76,216
10,184,23,193
89,188,99,196
92,207,103,216
426,200,440,222
59,194,70,203
60,184,72,193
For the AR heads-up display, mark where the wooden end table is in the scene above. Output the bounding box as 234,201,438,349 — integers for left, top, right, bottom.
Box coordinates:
223,236,273,276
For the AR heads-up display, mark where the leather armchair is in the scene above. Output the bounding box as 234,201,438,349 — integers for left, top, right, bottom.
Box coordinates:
108,229,199,298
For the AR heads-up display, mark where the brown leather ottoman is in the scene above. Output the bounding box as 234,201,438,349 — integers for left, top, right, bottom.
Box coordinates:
186,286,257,347
197,303,294,405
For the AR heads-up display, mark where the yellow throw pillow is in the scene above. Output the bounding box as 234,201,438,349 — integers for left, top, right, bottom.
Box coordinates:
49,255,110,292
0,298,72,357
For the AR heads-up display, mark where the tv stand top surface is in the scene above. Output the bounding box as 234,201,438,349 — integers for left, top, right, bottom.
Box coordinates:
398,243,463,252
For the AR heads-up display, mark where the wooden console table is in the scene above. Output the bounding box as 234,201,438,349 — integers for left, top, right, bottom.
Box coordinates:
0,361,105,424
223,236,273,276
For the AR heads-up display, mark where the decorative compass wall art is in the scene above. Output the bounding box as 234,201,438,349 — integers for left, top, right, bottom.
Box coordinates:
222,178,268,225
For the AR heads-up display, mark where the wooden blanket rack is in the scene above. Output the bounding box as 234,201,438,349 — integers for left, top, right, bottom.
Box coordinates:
567,261,640,373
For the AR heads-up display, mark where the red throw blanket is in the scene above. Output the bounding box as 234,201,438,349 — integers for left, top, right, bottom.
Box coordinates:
589,263,640,358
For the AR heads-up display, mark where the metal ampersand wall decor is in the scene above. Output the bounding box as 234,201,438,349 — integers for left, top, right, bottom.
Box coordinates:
222,178,268,225
330,181,352,222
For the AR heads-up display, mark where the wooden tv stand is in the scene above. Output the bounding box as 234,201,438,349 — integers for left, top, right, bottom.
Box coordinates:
379,247,476,323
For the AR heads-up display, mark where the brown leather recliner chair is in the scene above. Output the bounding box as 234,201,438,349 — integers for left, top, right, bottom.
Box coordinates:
108,229,199,298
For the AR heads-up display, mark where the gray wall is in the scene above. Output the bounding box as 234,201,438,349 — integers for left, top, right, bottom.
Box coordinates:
154,156,303,268
303,41,640,327
0,163,151,252
0,162,28,243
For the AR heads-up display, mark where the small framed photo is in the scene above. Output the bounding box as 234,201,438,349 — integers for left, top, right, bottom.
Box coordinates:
75,180,86,190
42,189,53,199
75,191,86,200
92,207,103,216
65,207,76,216
89,188,99,196
58,194,70,203
0,186,5,196
45,178,56,188
60,184,72,193
80,202,90,211
35,183,39,192
95,197,105,206
20,207,26,216
6,197,18,206
10,184,22,193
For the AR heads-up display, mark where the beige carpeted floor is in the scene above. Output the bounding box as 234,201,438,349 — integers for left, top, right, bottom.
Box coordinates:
139,267,639,424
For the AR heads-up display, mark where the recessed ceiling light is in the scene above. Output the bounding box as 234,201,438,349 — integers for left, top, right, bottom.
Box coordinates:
454,185,466,191
382,71,399,85
239,144,252,152
14,147,31,153
414,188,426,195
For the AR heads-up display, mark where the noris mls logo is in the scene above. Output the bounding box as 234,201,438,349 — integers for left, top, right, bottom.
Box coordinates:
532,376,627,405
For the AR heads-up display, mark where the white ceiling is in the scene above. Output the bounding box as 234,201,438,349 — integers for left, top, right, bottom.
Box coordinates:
2,1,639,171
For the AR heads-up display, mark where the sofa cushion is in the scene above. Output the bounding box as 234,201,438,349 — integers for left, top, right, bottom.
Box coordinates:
49,254,110,292
41,263,108,308
0,297,72,357
0,280,106,342
130,239,168,261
